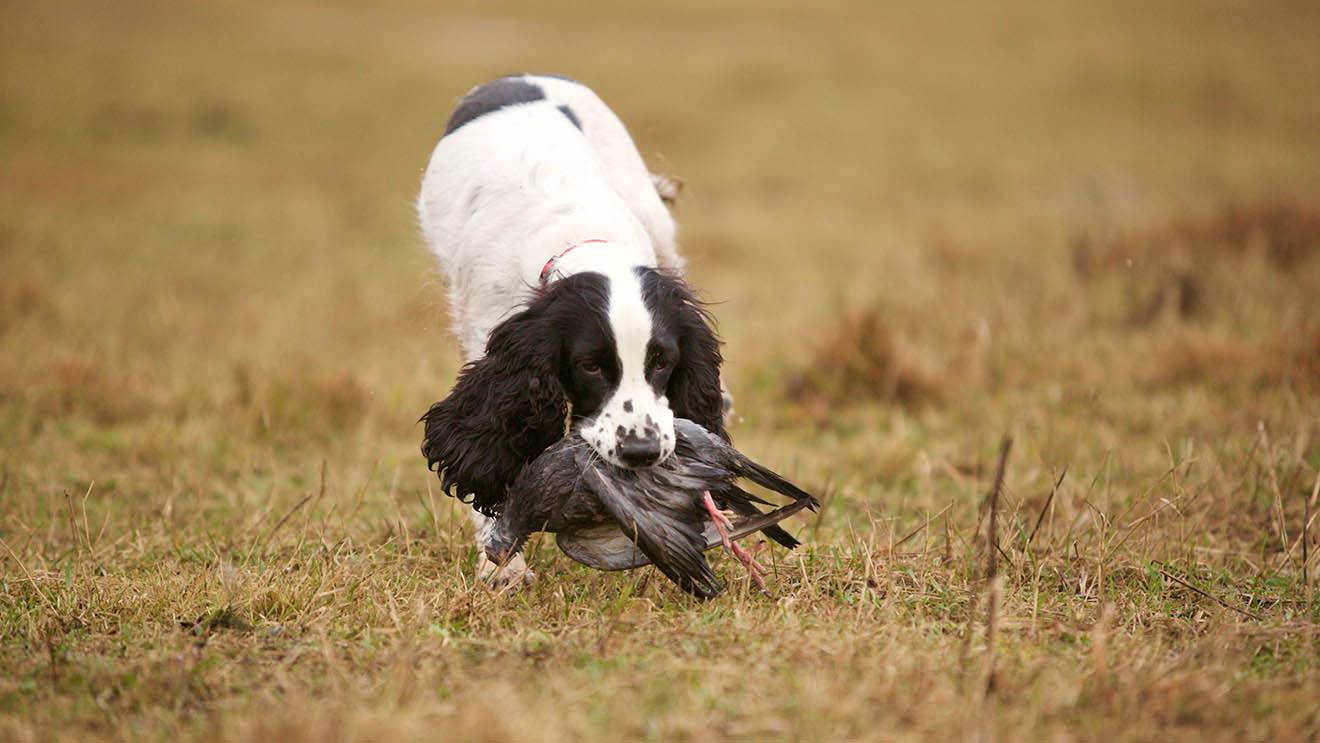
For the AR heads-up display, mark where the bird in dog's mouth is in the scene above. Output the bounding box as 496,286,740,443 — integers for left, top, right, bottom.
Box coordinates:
486,418,819,598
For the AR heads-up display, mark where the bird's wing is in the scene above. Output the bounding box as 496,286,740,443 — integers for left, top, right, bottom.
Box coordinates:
673,418,819,510
583,466,724,599
649,464,775,506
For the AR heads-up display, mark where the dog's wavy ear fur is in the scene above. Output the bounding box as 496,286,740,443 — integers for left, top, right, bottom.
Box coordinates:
421,300,566,517
654,273,727,441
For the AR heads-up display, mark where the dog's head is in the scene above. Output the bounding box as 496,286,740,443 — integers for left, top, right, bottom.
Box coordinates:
422,266,724,516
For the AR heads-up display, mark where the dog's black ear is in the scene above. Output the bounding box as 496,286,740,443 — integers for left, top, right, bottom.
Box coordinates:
421,303,566,517
663,278,727,440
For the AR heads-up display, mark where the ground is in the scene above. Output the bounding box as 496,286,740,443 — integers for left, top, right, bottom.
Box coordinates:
2,0,1319,740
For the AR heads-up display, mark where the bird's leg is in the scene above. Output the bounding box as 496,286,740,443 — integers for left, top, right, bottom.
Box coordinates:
702,491,767,589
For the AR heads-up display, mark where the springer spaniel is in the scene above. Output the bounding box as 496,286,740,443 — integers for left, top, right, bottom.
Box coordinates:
417,74,726,585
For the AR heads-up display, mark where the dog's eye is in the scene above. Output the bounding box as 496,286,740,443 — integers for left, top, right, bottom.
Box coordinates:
577,359,602,375
647,352,671,373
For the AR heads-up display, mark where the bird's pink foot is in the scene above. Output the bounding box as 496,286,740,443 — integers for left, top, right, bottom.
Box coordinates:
702,491,768,590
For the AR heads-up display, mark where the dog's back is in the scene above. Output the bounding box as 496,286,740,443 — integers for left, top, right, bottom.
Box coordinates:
526,75,678,263
417,74,682,358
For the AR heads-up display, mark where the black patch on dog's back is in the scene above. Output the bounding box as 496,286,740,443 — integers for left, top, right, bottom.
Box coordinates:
445,78,544,135
445,76,583,135
557,104,582,130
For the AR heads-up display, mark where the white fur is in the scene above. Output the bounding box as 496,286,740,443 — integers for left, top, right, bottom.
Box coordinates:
418,75,682,359
417,76,686,583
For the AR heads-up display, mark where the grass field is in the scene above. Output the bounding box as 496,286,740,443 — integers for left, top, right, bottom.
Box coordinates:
3,0,1319,739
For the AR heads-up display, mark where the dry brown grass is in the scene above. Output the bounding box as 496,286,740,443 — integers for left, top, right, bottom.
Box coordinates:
1079,200,1320,276
1150,326,1320,392
2,0,1320,740
1074,199,1320,323
1,357,161,425
784,307,944,414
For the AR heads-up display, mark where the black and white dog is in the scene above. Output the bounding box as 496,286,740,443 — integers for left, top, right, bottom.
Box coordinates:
418,75,726,584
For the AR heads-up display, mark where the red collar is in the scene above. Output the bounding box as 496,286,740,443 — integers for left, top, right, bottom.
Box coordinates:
538,239,610,286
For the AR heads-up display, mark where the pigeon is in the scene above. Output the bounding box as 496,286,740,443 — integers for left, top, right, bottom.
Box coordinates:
486,418,819,598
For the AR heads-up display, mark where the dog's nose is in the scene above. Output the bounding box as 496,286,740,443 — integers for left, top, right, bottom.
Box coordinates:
618,436,662,467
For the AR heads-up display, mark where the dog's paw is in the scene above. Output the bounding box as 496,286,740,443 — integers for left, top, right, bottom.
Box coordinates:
476,551,536,590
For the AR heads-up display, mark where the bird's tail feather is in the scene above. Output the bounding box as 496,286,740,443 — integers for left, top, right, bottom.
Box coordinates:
732,457,820,509
715,496,815,550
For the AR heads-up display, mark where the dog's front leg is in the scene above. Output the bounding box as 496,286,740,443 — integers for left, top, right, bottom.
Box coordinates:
469,509,535,588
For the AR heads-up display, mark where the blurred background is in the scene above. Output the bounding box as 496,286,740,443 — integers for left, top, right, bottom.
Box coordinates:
4,0,1315,446
1,0,1318,738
